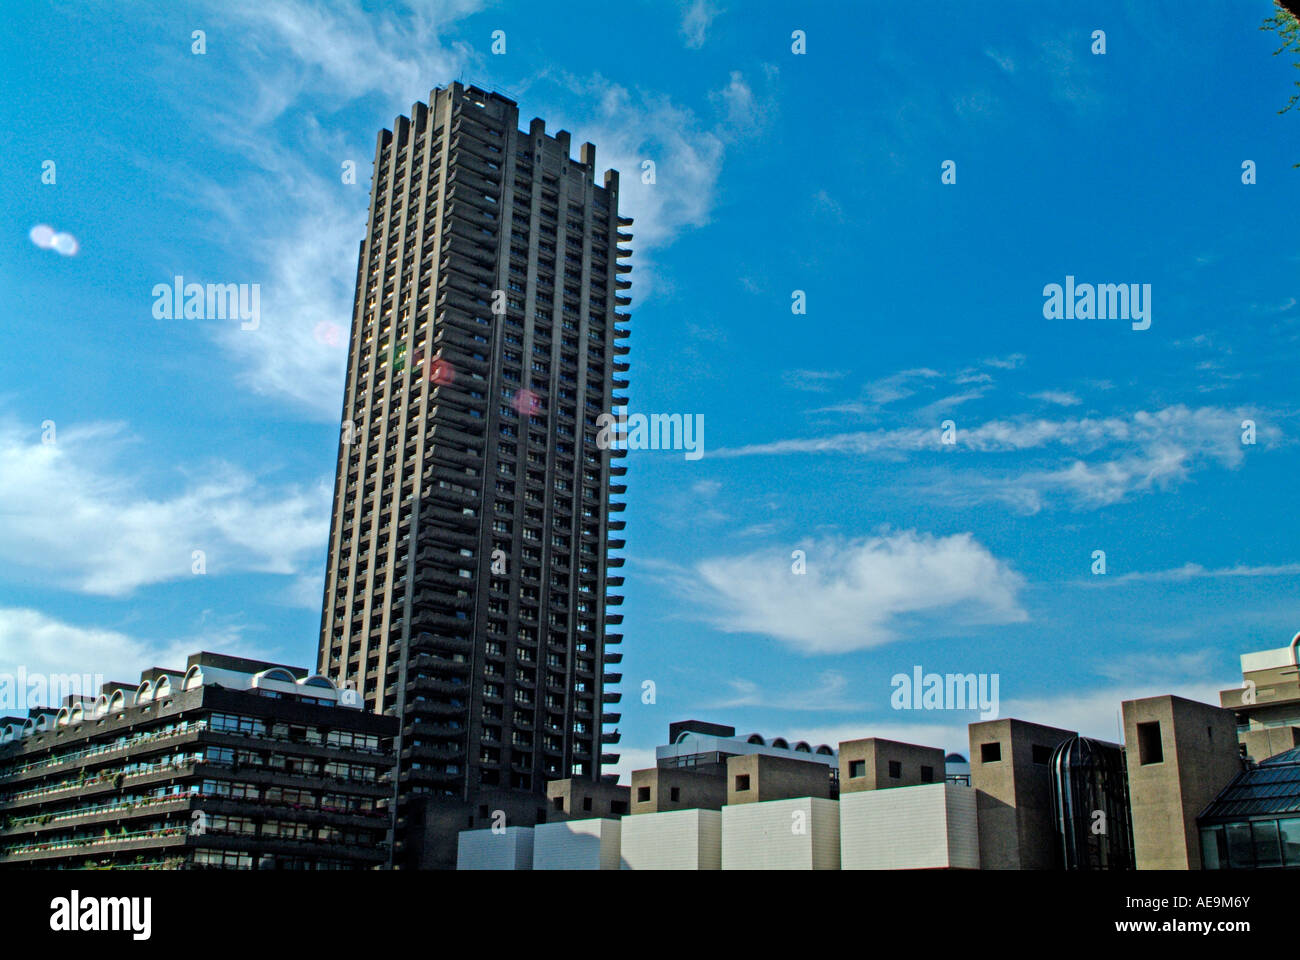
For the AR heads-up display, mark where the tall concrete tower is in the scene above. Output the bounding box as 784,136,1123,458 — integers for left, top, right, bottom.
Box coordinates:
318,83,630,867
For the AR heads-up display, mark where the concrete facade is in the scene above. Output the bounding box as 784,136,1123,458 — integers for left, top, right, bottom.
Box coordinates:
840,782,979,870
1240,725,1300,762
630,766,727,815
721,797,840,870
532,818,623,870
838,737,946,793
1122,695,1242,870
546,777,630,819
456,825,534,870
968,717,1076,869
726,753,834,805
620,808,722,870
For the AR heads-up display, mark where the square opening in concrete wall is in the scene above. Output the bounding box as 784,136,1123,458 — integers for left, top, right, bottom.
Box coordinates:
1137,721,1164,765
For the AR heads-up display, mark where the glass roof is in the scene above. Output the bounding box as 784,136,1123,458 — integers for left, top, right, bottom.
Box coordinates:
1200,747,1300,822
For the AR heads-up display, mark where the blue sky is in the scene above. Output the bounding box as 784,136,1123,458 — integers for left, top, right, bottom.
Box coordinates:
1,0,1298,775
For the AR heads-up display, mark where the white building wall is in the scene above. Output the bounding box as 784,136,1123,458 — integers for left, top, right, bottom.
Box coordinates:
944,783,980,869
620,808,722,870
721,797,840,870
839,782,979,869
456,826,534,870
532,818,622,870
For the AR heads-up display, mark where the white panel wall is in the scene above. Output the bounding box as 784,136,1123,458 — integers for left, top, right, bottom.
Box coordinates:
532,818,622,870
456,826,534,870
944,783,980,869
840,782,979,869
621,808,722,870
721,798,840,870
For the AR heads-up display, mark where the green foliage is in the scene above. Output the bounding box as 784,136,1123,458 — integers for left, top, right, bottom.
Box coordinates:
1262,2,1299,166
1263,0,1300,114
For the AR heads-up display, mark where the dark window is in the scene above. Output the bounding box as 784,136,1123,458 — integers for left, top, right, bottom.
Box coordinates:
582,796,592,812
636,786,650,802
848,759,866,779
610,800,627,815
921,765,934,783
1225,822,1254,867
1254,820,1283,867
1032,745,1052,765
669,787,680,802
1137,722,1163,765
888,760,901,779
735,774,751,791
981,742,1002,763
552,796,564,811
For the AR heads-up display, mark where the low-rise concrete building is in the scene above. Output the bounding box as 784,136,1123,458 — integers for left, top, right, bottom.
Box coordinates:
727,753,834,805
838,737,946,792
630,766,727,815
1122,694,1242,869
969,717,1077,869
545,777,629,820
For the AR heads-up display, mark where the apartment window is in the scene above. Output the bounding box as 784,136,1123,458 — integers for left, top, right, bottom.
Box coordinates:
888,760,902,779
848,759,866,779
669,787,680,802
734,774,751,792
1137,721,1164,765
980,742,1002,763
921,765,934,783
552,796,564,811
1032,744,1053,765
636,786,651,803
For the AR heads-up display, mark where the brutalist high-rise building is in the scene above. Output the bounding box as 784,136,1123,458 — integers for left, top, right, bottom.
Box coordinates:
317,83,629,868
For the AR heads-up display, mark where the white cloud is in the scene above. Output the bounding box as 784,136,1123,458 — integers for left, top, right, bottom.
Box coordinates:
783,369,846,393
185,2,774,415
708,672,864,711
180,1,487,419
0,607,264,708
864,367,944,405
783,681,1228,755
984,48,1016,73
1092,561,1300,586
717,404,1279,513
679,0,723,49
1030,390,1081,406
209,0,481,117
0,419,330,596
683,531,1027,654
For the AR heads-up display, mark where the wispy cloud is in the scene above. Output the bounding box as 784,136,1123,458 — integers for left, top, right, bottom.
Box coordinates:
1030,390,1081,406
1087,561,1300,587
679,0,723,49
708,671,865,711
783,369,846,393
718,405,1281,513
183,0,774,417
